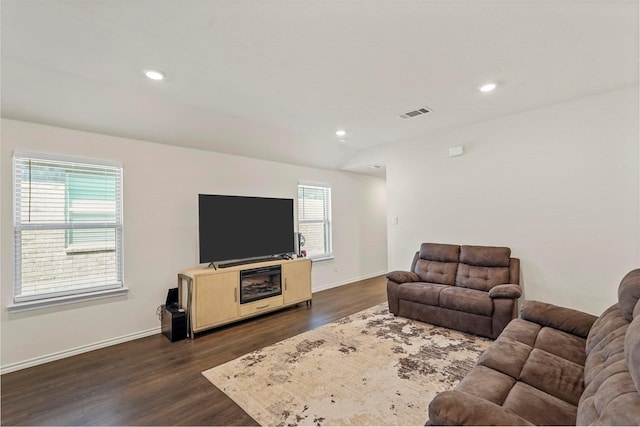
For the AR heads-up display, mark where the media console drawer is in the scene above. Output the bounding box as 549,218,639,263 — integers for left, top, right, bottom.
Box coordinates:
240,295,284,317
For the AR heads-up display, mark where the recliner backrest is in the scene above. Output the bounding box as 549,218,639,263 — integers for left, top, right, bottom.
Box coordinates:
619,269,640,322
412,243,460,285
455,245,513,291
621,269,640,395
578,268,640,425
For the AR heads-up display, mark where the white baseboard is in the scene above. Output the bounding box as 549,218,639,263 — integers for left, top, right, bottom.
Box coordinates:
2,272,387,375
0,326,161,375
312,270,387,293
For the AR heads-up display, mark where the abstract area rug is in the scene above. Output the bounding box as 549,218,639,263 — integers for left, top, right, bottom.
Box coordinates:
202,303,491,426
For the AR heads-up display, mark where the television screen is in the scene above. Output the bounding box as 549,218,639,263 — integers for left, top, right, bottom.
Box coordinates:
198,194,294,264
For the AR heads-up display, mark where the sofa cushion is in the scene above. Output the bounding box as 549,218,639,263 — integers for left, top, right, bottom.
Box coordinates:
439,287,493,316
522,300,597,339
519,348,585,405
499,318,542,347
618,268,640,321
626,315,640,394
418,242,460,262
414,259,458,285
475,327,586,406
534,326,587,366
577,292,640,426
501,382,578,426
578,359,640,425
455,263,510,291
584,314,628,386
476,336,532,379
428,390,534,426
396,282,447,306
579,390,640,426
585,303,628,355
459,245,511,267
456,365,516,405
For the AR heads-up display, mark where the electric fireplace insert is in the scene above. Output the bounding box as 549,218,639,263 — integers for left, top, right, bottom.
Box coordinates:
240,265,282,304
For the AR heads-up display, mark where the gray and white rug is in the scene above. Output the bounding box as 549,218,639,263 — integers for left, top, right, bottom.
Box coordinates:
203,303,491,426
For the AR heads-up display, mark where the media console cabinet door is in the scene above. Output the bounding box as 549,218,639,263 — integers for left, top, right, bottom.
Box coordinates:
283,260,312,305
194,271,239,330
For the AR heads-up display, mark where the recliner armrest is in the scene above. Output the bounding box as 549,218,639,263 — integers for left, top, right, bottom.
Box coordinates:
488,284,522,299
386,270,420,284
428,390,534,426
520,300,597,338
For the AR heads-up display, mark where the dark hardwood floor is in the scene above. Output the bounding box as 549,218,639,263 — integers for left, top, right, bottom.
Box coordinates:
1,276,387,426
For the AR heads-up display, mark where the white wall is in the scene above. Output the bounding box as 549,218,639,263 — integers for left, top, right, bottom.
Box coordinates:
0,119,388,372
380,86,639,316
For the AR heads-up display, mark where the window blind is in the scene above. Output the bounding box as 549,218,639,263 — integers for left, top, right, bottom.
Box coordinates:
13,153,123,303
297,184,332,259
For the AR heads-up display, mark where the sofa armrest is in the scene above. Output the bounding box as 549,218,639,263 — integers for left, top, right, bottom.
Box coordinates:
428,390,534,426
386,270,420,284
488,284,522,299
520,300,597,338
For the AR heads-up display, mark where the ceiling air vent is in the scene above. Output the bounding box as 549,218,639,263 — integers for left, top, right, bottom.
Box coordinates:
398,106,432,119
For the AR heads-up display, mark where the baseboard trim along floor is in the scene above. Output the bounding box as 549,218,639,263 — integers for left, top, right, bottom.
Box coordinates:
1,327,161,374
2,272,388,374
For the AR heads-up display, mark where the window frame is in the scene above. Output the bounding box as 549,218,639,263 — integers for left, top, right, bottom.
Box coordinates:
10,152,126,311
297,182,332,261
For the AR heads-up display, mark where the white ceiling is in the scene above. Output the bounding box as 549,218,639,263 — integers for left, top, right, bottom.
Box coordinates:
1,1,638,177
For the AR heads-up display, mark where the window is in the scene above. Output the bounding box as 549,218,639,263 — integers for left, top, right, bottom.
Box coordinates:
13,153,123,305
297,183,332,260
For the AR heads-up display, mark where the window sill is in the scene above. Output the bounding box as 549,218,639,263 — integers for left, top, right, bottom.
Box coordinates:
309,255,334,262
7,287,129,313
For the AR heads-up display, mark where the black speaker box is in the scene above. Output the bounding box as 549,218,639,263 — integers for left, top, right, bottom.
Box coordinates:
166,287,179,309
161,304,187,342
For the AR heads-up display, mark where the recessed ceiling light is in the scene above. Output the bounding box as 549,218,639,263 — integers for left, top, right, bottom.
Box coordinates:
144,69,165,81
335,129,346,137
479,82,497,93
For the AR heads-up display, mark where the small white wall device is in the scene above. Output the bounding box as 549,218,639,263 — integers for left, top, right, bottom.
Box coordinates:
448,145,465,157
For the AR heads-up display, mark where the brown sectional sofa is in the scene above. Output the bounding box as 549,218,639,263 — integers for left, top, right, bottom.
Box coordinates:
386,243,521,339
428,268,640,426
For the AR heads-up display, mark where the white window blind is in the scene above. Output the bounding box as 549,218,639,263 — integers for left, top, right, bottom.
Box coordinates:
297,183,332,259
13,153,123,303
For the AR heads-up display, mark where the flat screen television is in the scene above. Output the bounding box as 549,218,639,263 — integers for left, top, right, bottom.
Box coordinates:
198,194,295,265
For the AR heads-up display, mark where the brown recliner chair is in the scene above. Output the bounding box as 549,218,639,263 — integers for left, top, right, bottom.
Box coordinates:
386,243,521,339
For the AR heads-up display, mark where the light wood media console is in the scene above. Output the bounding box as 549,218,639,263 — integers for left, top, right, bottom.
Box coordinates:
178,257,311,337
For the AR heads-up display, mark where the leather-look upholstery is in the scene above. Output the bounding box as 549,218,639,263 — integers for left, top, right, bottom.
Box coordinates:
428,268,640,426
387,242,521,339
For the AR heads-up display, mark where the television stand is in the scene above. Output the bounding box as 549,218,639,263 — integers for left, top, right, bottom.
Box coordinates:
178,258,312,337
